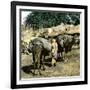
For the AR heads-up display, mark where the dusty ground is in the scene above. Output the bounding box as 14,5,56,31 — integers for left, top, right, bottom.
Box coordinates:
20,48,80,79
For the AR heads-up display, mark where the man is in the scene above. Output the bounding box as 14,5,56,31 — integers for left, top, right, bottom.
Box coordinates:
51,39,58,66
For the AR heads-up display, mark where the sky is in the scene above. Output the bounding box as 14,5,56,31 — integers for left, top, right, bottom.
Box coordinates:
21,11,32,24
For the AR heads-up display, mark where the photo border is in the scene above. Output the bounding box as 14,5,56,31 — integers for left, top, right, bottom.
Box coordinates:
11,1,88,89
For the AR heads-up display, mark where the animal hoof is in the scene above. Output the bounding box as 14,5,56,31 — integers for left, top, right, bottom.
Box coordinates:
64,59,68,63
43,68,45,71
39,72,42,75
52,63,56,67
54,63,56,67
33,73,36,76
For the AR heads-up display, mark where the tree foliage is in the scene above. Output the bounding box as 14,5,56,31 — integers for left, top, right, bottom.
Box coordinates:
25,11,80,29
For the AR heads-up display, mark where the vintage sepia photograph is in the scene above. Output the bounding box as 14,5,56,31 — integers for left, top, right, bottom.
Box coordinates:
11,1,87,89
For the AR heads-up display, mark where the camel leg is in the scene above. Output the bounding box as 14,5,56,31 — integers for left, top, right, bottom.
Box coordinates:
41,55,45,71
32,53,36,75
37,61,42,75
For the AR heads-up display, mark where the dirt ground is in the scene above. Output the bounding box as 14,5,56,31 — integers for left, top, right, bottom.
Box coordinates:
20,47,80,79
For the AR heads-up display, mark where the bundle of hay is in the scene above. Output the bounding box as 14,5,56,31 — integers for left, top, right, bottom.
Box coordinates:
66,25,80,34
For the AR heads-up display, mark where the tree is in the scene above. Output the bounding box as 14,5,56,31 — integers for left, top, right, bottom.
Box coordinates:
25,11,80,30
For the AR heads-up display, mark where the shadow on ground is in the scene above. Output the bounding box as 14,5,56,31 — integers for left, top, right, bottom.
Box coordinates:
21,57,64,76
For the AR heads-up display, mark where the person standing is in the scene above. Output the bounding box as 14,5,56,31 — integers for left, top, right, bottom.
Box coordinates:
51,39,58,66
